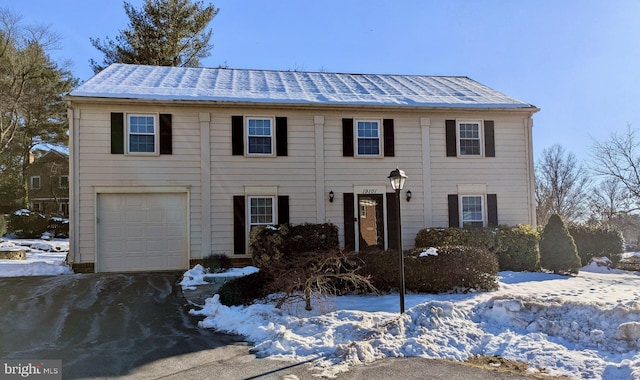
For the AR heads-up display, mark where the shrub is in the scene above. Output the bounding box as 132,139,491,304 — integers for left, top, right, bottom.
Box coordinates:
495,225,540,272
359,246,498,293
539,214,581,274
266,250,375,311
249,224,289,268
217,271,274,306
202,254,232,273
568,224,624,266
250,223,340,268
8,209,49,238
287,223,339,254
415,227,470,247
48,217,69,238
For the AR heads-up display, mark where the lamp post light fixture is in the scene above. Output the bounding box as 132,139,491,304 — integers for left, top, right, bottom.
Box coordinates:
387,167,407,314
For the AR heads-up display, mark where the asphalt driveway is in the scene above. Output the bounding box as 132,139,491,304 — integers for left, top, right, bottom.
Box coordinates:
0,273,244,379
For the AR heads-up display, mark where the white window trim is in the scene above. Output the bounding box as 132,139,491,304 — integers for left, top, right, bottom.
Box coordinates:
126,114,159,155
246,117,275,156
457,120,483,157
355,119,382,157
30,176,41,189
247,195,276,227
59,175,69,189
460,194,486,227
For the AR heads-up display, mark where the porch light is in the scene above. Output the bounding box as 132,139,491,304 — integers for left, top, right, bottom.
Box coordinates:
406,190,412,202
329,190,334,203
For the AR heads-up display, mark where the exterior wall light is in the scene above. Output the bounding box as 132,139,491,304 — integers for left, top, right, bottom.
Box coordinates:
406,190,412,202
329,190,334,203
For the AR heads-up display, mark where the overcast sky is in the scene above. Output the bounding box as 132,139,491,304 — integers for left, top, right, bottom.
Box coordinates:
4,0,640,163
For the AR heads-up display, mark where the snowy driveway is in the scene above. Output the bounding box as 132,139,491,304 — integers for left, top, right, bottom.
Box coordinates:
0,273,244,378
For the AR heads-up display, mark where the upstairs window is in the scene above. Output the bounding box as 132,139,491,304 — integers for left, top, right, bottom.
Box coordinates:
356,120,381,156
59,175,69,189
30,176,41,189
127,115,157,154
247,118,273,155
458,121,481,156
461,195,484,227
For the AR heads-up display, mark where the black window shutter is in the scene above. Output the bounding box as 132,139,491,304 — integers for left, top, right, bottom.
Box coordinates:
111,112,124,154
487,194,498,227
386,192,399,250
233,195,246,255
343,193,355,251
448,194,460,227
231,116,244,156
159,114,172,155
342,118,354,157
484,120,495,157
383,119,395,157
445,120,457,157
276,117,288,157
278,195,290,225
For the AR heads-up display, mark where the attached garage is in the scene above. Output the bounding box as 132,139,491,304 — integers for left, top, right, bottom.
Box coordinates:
96,191,189,272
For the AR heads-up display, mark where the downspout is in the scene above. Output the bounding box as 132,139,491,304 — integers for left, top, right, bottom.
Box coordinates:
66,103,79,267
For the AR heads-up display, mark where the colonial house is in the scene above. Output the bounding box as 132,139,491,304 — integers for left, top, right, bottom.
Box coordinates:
65,63,538,273
25,150,69,216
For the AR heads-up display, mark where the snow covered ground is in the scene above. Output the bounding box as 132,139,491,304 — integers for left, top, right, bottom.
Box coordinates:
0,237,72,277
186,260,640,379
3,236,640,379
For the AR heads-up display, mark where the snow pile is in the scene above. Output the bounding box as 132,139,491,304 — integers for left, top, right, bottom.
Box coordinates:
419,247,438,257
179,263,259,290
0,238,72,277
191,268,640,379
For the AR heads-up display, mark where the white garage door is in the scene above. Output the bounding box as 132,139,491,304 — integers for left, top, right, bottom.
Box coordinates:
97,193,188,272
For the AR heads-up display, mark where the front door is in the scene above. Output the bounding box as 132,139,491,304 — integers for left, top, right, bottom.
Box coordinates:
358,194,384,251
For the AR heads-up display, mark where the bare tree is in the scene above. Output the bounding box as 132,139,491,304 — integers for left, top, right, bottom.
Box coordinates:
535,144,591,225
592,124,640,203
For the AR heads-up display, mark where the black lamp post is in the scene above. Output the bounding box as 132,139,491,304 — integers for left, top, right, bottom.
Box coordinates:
387,167,407,314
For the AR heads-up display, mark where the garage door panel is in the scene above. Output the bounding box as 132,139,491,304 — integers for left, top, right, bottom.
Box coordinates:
97,193,188,272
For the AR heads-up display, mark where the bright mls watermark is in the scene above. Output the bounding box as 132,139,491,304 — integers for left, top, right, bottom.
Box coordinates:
1,360,61,380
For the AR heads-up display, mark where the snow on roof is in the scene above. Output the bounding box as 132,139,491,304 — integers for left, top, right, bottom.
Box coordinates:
69,64,536,109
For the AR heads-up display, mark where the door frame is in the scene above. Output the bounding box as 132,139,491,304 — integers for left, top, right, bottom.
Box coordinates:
353,185,388,252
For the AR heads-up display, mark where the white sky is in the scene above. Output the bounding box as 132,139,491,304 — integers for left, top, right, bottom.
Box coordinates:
4,0,640,164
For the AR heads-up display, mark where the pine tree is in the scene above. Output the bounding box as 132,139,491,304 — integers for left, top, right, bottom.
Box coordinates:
90,0,218,73
539,214,581,274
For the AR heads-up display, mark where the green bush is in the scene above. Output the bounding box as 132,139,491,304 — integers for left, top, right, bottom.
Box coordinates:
202,254,232,273
568,224,624,266
250,224,289,268
287,223,339,254
495,225,539,272
415,227,471,247
8,209,49,238
250,223,340,268
540,214,581,274
217,271,274,306
48,217,69,238
359,246,498,293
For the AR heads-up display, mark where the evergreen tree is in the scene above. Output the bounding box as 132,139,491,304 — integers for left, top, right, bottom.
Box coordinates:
90,0,218,73
539,214,581,274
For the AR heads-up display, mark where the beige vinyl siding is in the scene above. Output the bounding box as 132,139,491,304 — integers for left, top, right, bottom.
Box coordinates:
429,113,534,227
75,105,203,264
209,110,318,255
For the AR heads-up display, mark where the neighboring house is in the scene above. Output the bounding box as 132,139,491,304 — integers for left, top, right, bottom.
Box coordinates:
25,150,69,217
65,63,538,273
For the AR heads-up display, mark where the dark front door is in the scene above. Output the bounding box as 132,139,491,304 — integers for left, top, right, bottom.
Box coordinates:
358,194,384,251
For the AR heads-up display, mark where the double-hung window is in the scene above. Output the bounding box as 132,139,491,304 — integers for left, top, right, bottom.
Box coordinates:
247,118,273,155
458,121,482,156
461,195,484,227
59,175,69,189
356,120,381,156
128,115,157,154
30,176,41,189
248,196,275,233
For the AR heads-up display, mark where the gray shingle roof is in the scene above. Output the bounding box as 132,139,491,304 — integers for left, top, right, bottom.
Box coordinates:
69,64,535,109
